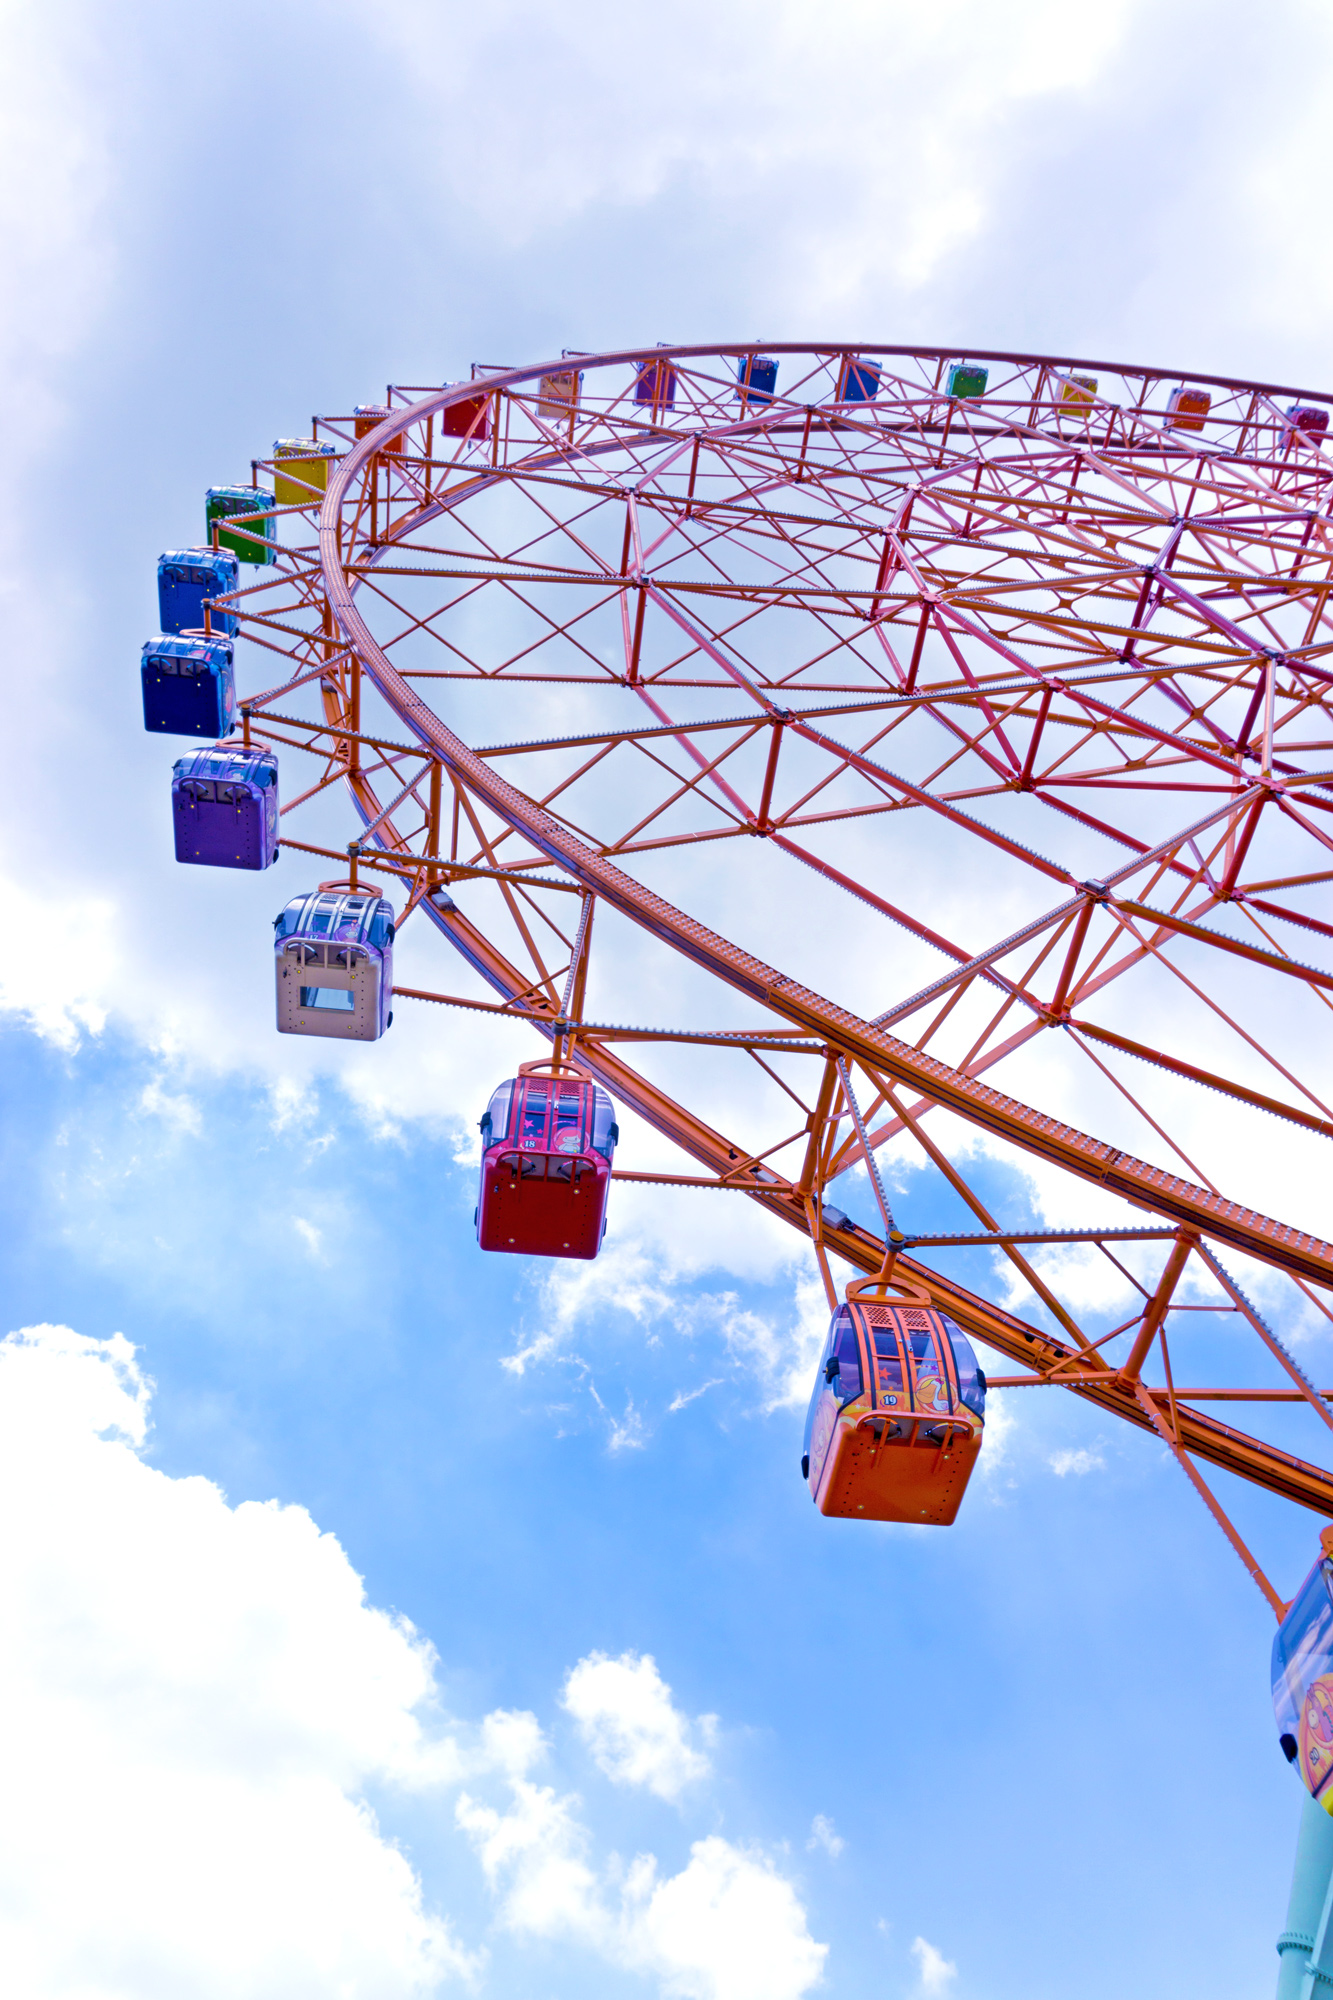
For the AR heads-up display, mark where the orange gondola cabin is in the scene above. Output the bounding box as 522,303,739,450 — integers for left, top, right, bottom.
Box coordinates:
477,1062,618,1260
802,1280,986,1524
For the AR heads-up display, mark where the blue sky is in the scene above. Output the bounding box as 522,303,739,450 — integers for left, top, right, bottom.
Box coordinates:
3,2,1333,1996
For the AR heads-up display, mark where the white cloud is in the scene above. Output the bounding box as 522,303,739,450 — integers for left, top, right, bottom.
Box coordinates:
479,1707,547,1779
139,1077,202,1135
0,1323,478,1997
563,1650,713,1800
518,1234,827,1417
976,1388,1019,1488
0,879,115,1050
912,1935,958,1996
0,1322,829,1997
457,1777,603,1941
457,1773,827,2000
269,1075,316,1133
293,1215,323,1257
625,1836,827,2000
1050,1446,1106,1477
806,1814,844,1859
606,1397,648,1454
669,1379,724,1413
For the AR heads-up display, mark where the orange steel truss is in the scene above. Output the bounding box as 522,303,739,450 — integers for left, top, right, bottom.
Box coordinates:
217,344,1333,1611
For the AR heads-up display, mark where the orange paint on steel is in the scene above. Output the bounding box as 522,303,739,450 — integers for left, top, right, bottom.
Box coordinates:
316,402,1333,1289
216,346,1333,1532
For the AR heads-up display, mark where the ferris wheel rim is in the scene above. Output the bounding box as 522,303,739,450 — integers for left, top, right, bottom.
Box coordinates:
311,360,1333,1296
180,338,1333,1560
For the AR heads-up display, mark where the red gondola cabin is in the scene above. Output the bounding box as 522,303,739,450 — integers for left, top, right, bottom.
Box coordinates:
802,1279,986,1524
477,1062,618,1259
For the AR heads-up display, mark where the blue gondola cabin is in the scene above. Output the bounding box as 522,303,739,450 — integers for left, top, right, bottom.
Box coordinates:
173,747,279,870
477,1063,617,1259
274,889,394,1040
157,548,239,637
1273,1529,1333,1811
802,1280,986,1524
836,356,881,403
736,354,778,407
141,636,236,738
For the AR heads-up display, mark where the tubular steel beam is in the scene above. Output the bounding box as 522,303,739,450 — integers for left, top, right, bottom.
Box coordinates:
318,412,1333,1293
227,345,1333,1542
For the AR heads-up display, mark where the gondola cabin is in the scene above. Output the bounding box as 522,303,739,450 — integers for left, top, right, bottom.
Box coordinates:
273,439,337,507
205,485,275,566
157,548,239,637
1273,1529,1333,1811
273,889,394,1040
634,356,677,417
141,636,236,738
441,389,492,441
836,355,881,403
477,1063,617,1259
736,354,778,407
173,747,279,870
946,362,988,399
802,1279,986,1524
353,405,402,450
1286,404,1330,443
1165,386,1211,432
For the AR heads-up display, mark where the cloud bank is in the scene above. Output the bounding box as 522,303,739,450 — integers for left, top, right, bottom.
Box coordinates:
0,1324,827,2000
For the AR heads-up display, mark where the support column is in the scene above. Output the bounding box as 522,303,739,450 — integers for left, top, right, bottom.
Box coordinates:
1278,1796,1333,1999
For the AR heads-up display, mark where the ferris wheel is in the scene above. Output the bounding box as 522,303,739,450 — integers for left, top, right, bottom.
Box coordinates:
149,340,1333,1632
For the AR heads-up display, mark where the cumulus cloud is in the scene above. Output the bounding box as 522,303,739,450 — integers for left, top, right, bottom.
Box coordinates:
563,1651,714,1800
0,1324,836,2000
0,1323,476,1998
1050,1446,1106,1477
0,879,116,1050
456,1775,827,2000
912,1935,958,1995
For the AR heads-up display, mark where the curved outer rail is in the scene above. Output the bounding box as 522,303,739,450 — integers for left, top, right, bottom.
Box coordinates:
294,352,1333,1531
318,374,1333,1295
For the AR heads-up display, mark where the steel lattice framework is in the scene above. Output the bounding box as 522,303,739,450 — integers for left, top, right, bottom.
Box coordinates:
215,343,1333,1611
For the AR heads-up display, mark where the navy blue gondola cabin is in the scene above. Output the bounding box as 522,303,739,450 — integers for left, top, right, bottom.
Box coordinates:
141,636,236,738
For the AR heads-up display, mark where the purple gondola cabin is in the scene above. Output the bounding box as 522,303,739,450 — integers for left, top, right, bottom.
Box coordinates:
172,748,279,870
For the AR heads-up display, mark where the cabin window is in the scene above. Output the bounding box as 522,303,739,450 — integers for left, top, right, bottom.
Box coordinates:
1274,1559,1333,1743
553,1088,583,1153
520,1086,549,1145
299,986,354,1011
591,1089,619,1160
945,1321,985,1417
906,1327,950,1411
483,1081,514,1144
834,1315,863,1405
872,1325,904,1396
